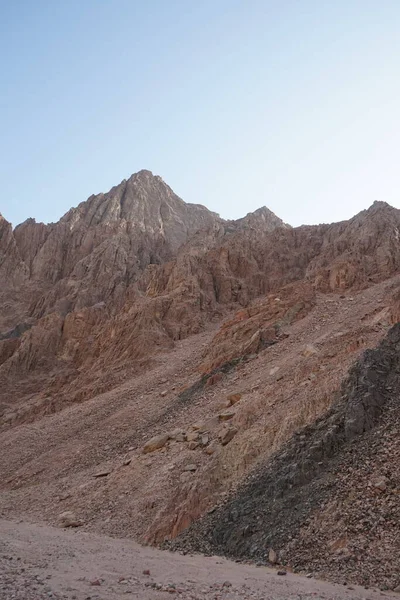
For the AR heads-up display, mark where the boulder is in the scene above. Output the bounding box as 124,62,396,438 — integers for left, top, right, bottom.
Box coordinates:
303,344,318,357
205,440,219,455
218,410,236,421
219,427,238,446
200,434,209,446
268,548,278,564
191,417,219,432
93,469,111,478
143,433,170,454
169,429,186,442
58,511,82,528
372,476,388,492
227,393,242,406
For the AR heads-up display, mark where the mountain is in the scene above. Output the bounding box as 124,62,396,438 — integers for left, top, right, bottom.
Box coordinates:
1,171,400,592
2,171,220,321
0,171,289,419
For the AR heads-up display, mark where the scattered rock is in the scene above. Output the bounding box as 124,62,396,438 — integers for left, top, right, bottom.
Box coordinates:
219,427,238,446
205,440,219,455
58,511,82,528
218,410,236,422
188,441,199,450
226,393,242,406
172,323,400,590
143,433,170,454
303,344,318,357
93,470,111,478
268,548,277,564
277,570,287,576
183,464,197,472
58,493,71,502
372,476,388,492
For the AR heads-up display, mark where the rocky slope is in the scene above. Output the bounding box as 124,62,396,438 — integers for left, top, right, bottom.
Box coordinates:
171,320,400,591
1,171,400,592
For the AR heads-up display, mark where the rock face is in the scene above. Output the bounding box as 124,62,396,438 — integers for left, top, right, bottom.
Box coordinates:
0,214,28,287
200,282,316,374
0,213,30,331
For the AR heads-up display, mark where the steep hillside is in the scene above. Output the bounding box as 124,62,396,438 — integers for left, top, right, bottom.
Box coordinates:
172,321,400,591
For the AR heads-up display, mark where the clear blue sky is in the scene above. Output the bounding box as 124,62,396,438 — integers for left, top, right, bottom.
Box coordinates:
2,0,400,227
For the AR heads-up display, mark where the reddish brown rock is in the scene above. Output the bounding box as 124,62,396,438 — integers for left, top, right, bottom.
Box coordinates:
143,433,170,454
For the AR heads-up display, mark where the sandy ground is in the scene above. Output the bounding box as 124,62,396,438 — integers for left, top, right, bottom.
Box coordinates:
0,519,396,600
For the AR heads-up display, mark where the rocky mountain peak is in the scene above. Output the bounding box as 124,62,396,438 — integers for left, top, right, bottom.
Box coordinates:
229,205,288,234
369,199,392,210
0,171,288,331
59,170,221,252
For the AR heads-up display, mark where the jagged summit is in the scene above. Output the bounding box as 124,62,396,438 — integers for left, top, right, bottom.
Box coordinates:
0,171,290,330
11,170,286,235
370,199,391,208
60,170,219,245
234,205,289,231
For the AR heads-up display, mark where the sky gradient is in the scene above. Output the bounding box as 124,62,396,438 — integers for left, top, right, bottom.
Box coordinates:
2,0,400,227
